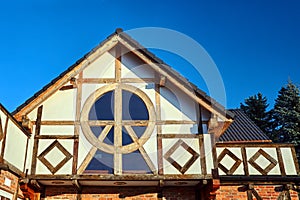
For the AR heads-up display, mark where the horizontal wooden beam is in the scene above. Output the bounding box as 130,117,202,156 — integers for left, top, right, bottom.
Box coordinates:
158,134,201,138
32,121,77,126
32,120,197,126
216,143,295,148
220,175,300,185
26,174,213,181
35,135,78,139
80,78,155,84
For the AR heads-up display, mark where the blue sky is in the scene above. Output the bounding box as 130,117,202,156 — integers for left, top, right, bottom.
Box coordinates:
0,0,299,111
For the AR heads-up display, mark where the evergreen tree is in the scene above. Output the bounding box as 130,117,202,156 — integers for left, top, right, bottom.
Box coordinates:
240,93,271,134
272,81,300,145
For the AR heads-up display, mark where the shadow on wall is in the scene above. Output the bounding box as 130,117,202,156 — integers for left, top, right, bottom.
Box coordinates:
44,186,197,199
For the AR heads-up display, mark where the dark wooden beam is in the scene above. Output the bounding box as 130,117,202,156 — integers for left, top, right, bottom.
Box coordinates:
31,105,43,175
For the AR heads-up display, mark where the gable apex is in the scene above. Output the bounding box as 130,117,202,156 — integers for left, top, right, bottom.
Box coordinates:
13,29,233,122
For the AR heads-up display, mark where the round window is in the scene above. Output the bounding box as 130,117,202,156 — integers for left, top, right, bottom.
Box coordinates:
80,83,155,154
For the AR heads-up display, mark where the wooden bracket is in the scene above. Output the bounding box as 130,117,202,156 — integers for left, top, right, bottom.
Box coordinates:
159,76,166,87
72,179,82,191
22,115,33,133
159,180,164,187
238,184,263,200
59,77,78,91
20,181,41,200
200,179,220,200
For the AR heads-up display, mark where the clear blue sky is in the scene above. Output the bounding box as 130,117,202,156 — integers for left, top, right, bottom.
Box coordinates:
0,0,300,112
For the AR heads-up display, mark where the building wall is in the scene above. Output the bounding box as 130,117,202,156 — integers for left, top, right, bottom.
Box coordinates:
216,185,299,200
0,170,23,199
0,170,299,200
41,185,300,200
44,186,196,200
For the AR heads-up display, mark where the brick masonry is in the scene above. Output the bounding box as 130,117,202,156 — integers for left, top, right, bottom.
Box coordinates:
216,185,299,200
0,170,299,200
44,186,196,200
43,185,299,200
0,169,24,199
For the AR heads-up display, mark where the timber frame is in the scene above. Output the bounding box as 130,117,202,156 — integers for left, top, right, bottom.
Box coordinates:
0,29,297,200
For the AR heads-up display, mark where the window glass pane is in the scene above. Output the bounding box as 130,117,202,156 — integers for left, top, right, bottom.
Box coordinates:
122,126,134,145
89,91,114,120
131,126,147,138
122,150,151,174
85,150,113,174
122,90,148,120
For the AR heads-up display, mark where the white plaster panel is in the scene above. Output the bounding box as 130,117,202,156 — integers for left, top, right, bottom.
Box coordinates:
281,147,297,175
142,129,158,170
4,120,28,171
83,51,115,78
78,129,94,170
121,52,154,78
160,87,197,121
203,134,213,174
25,135,35,174
81,84,106,110
246,147,280,175
41,89,76,120
161,124,198,134
217,148,244,175
36,140,73,175
162,138,200,175
40,125,74,135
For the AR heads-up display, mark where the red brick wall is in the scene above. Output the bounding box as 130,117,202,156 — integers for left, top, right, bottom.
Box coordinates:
43,185,299,200
216,186,247,200
44,186,196,200
0,170,23,198
216,185,299,200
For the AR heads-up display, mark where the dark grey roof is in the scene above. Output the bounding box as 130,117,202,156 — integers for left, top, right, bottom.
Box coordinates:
219,109,271,143
12,28,234,119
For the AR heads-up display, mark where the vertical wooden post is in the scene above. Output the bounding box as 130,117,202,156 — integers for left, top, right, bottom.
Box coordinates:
155,81,163,174
246,190,253,200
0,116,9,161
31,105,43,175
114,44,122,175
73,72,83,175
197,105,204,134
199,135,207,175
241,146,249,176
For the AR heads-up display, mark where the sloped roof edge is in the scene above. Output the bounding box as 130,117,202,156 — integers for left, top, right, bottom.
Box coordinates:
13,28,234,119
219,109,271,143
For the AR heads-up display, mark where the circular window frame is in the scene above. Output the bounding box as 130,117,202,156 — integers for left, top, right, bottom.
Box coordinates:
80,83,156,154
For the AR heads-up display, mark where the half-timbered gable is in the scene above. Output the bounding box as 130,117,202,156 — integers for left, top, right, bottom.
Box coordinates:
0,29,298,199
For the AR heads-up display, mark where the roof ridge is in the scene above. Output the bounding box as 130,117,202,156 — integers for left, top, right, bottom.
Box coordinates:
13,28,234,119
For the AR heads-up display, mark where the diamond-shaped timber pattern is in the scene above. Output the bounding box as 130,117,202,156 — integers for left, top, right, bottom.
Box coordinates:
38,140,72,174
248,149,278,175
164,139,199,174
217,148,242,175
